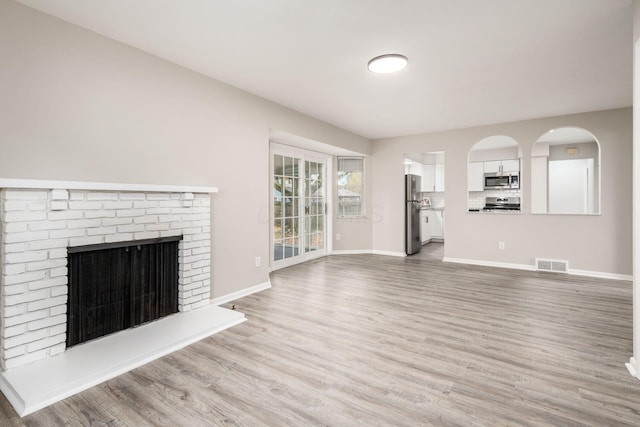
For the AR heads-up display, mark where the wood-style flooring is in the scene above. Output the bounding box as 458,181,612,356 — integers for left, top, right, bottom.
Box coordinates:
2,244,639,426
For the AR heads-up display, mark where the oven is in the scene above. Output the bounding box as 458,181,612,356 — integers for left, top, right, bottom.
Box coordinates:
483,196,521,212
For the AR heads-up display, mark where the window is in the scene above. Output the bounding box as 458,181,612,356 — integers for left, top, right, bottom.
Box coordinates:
337,157,364,217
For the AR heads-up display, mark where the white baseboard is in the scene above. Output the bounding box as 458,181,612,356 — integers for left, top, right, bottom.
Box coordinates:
331,249,406,257
568,269,632,281
627,357,639,378
211,280,272,306
444,257,535,272
424,237,444,243
443,257,632,281
372,250,406,257
331,249,373,255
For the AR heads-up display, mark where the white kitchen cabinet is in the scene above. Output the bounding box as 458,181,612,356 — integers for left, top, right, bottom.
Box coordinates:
502,159,520,173
429,210,444,239
467,162,484,192
483,159,520,174
435,164,445,192
422,164,435,192
420,210,430,244
420,210,443,243
483,160,501,173
406,162,423,177
420,163,444,192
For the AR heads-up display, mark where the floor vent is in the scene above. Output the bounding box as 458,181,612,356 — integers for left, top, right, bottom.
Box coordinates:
536,258,568,273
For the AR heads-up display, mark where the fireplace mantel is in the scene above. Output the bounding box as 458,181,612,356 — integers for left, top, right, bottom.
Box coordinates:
0,178,218,194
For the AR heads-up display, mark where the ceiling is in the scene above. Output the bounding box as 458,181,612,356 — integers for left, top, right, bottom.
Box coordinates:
17,0,633,140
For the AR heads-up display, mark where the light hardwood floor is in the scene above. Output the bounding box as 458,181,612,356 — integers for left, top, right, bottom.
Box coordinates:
2,248,640,426
414,241,445,261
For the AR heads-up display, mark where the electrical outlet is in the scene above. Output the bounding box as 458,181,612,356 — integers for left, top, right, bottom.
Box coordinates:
498,241,505,250
255,256,261,267
336,233,341,241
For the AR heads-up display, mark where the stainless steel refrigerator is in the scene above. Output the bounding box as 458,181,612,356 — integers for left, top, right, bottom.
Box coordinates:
405,174,422,255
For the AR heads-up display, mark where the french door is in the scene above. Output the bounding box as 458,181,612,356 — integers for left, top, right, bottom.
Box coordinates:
271,145,328,269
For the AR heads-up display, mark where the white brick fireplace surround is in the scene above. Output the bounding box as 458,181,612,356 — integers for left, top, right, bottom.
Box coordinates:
0,179,246,416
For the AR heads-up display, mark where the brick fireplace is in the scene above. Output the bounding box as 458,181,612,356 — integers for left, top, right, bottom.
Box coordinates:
0,179,248,417
0,179,215,371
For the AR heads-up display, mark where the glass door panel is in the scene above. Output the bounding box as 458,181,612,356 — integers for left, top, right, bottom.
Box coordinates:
305,160,325,254
273,154,301,262
272,147,327,268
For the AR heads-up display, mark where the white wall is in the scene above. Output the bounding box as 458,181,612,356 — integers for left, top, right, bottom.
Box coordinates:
468,146,519,162
371,108,632,277
628,0,640,378
549,142,599,162
0,1,371,299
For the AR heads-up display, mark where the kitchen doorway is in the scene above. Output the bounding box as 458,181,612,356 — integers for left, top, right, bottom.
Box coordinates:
271,144,329,270
404,152,445,259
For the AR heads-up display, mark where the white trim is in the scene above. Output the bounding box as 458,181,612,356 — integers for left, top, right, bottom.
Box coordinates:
326,157,334,254
568,269,632,281
269,129,366,157
0,178,218,194
626,357,640,379
269,143,331,270
444,257,632,281
633,29,640,382
333,249,409,257
211,280,272,306
270,249,406,258
332,249,373,255
444,257,535,272
372,250,406,257
0,304,244,417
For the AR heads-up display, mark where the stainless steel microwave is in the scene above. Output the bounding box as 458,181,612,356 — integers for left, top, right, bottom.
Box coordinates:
484,173,519,190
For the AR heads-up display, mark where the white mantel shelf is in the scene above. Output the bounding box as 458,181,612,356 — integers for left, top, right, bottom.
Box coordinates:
0,178,218,194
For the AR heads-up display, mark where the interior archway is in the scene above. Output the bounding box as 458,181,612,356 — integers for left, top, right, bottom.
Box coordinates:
531,127,600,215
467,135,522,213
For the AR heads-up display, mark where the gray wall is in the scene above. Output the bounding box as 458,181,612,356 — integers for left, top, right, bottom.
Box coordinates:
371,108,632,276
0,1,371,299
0,0,631,302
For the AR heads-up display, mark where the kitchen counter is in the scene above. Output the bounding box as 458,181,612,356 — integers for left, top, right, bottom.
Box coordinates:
468,209,521,214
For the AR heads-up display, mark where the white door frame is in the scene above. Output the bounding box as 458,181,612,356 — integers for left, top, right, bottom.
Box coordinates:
270,142,333,271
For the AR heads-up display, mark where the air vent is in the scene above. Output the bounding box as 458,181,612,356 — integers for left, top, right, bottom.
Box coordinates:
536,258,568,273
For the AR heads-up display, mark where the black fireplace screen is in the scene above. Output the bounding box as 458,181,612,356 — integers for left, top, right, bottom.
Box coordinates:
66,236,181,348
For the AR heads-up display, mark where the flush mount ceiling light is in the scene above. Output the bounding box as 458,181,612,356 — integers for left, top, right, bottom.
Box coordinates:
367,54,408,74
